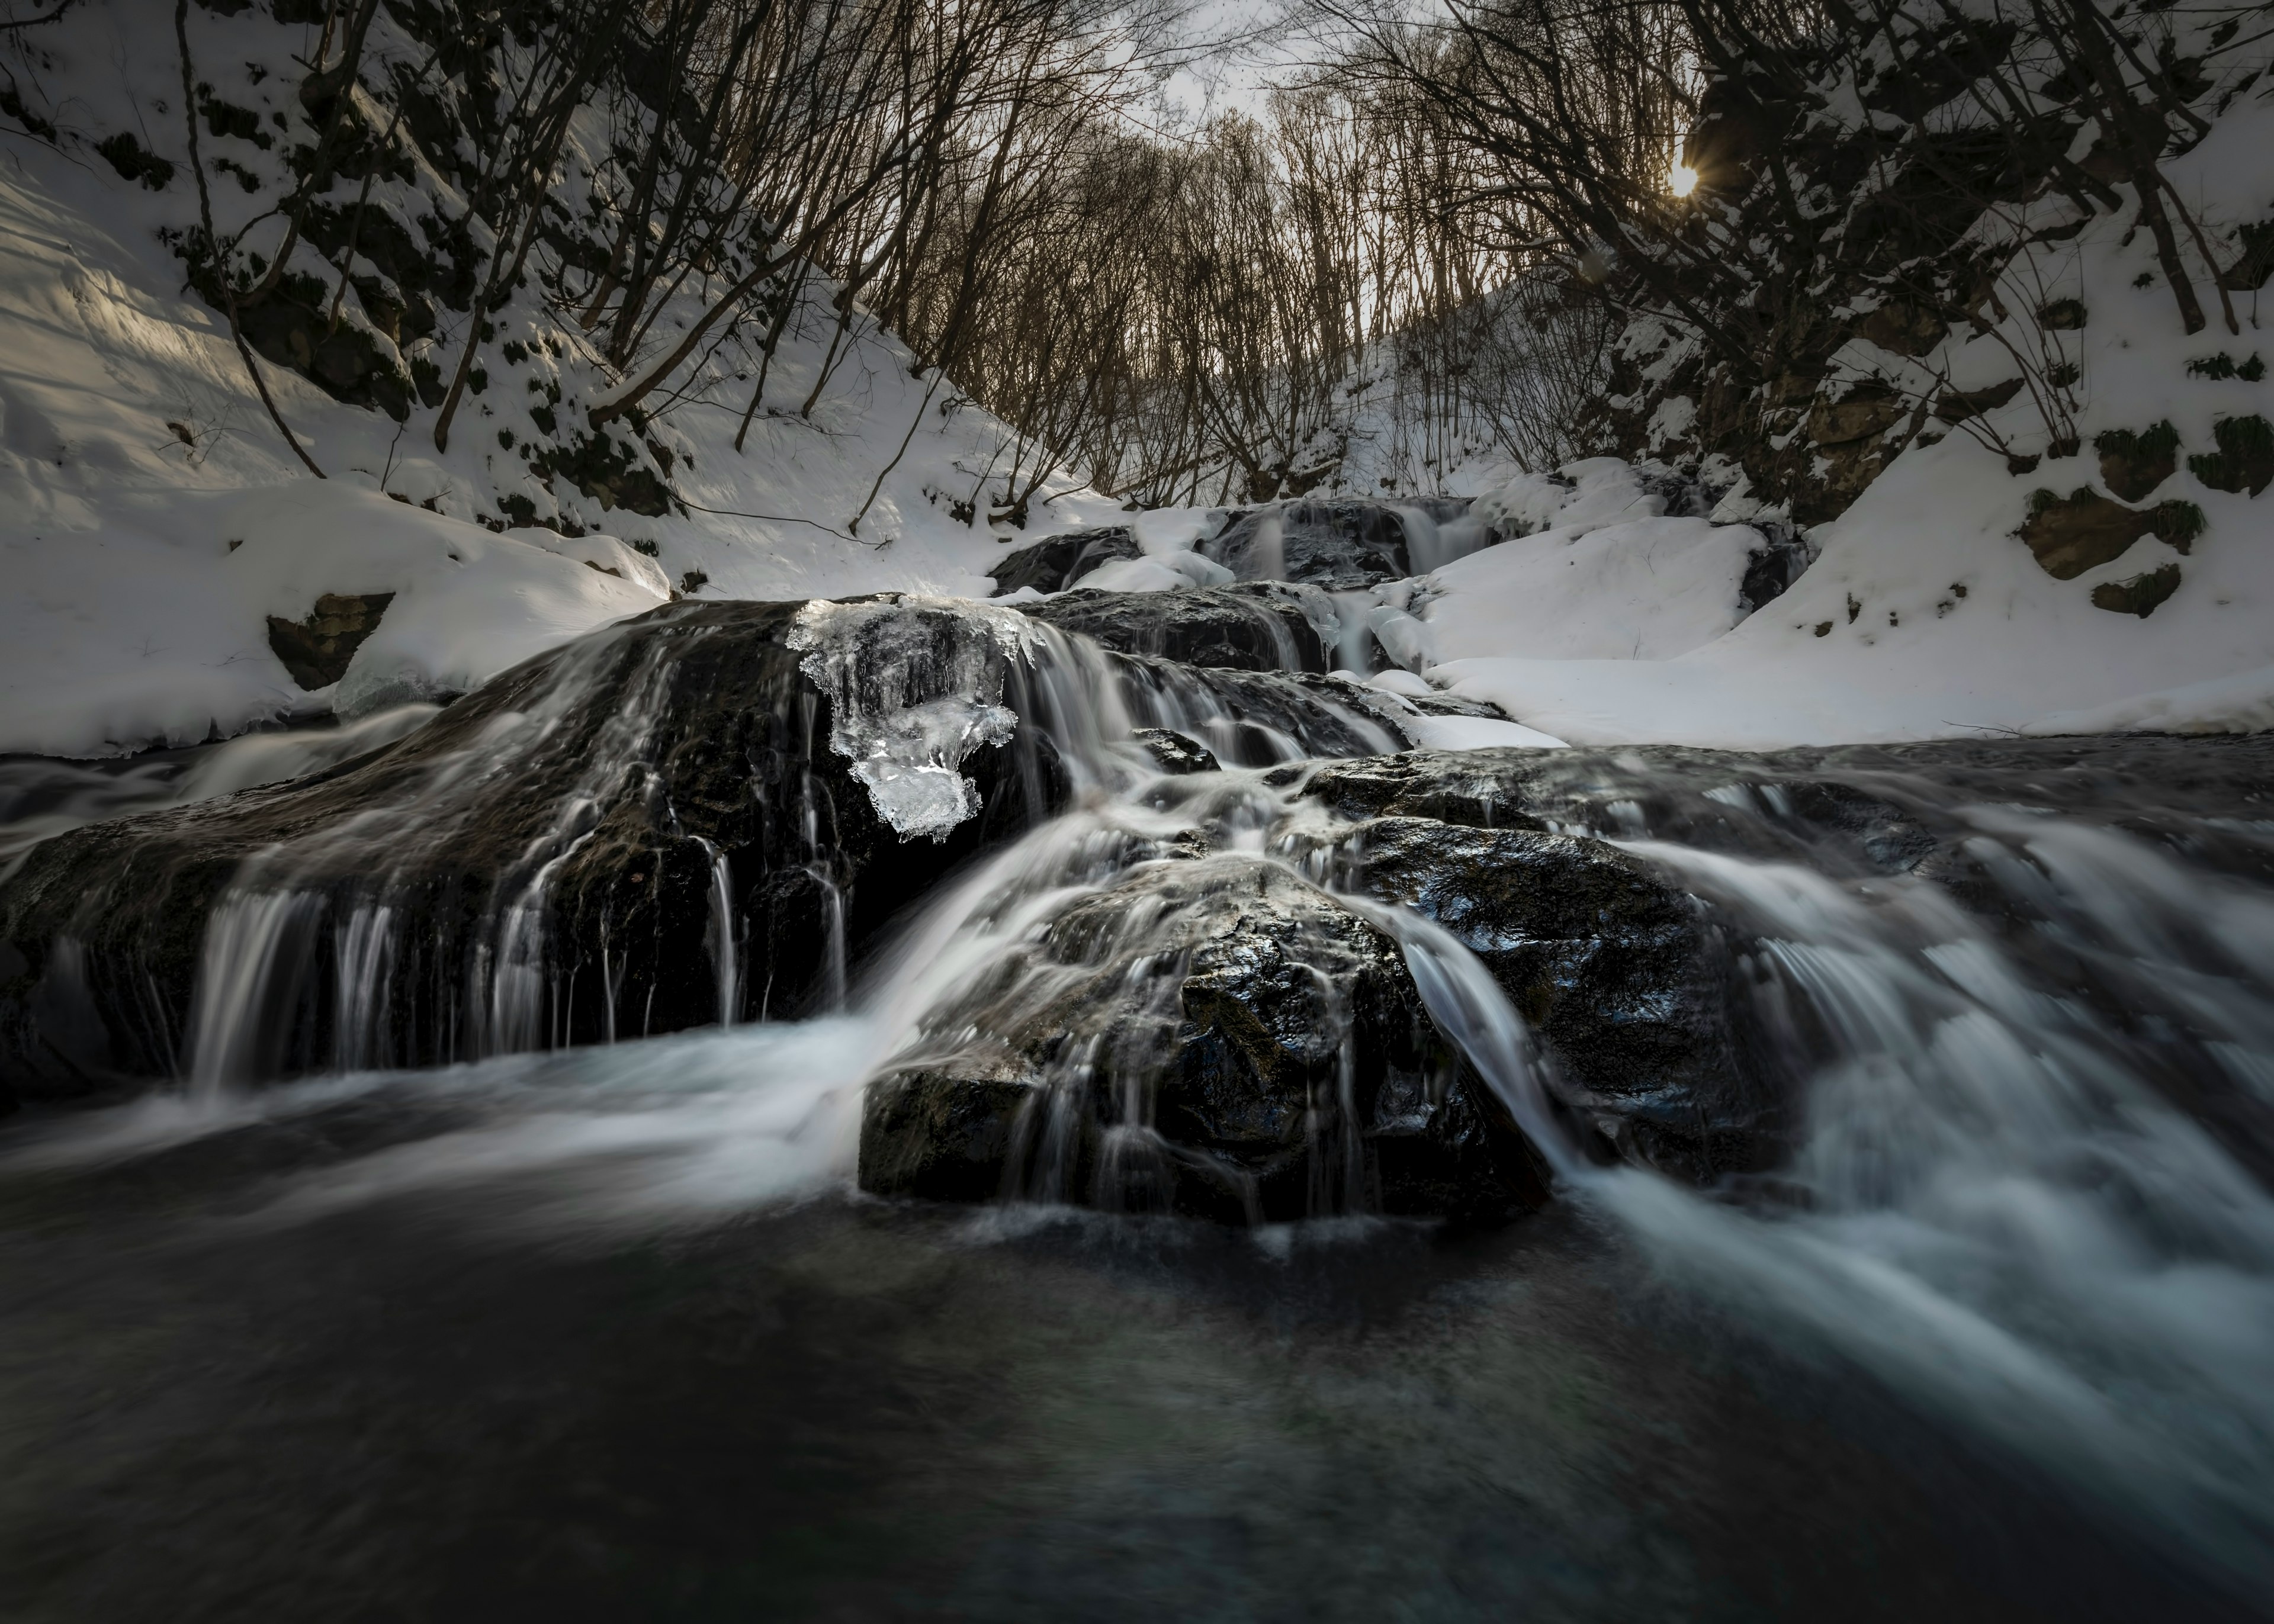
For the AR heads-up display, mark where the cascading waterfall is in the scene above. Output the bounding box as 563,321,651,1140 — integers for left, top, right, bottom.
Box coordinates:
828,741,2274,1587
152,596,1424,1094
7,558,2272,1599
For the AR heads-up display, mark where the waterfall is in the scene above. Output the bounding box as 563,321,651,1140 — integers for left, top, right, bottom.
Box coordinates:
9,517,2273,1596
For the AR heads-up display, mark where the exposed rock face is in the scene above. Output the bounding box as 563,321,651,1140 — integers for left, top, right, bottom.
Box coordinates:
2091,563,2182,616
1022,583,1331,673
859,854,1550,1223
2096,423,2178,501
1200,501,1412,589
265,593,396,690
1934,377,2024,425
987,527,1142,595
0,594,1424,1104
2017,489,2182,578
2189,414,2274,496
0,600,1058,1099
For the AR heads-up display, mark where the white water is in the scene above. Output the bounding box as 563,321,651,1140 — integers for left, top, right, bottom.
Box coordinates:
8,584,2274,1593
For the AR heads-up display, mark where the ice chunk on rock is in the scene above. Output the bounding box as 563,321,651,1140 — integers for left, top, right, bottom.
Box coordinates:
789,596,1033,841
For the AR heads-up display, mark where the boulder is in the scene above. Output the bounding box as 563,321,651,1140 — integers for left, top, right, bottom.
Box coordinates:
2018,488,2159,579
1294,754,1772,1181
1808,385,1906,446
1934,377,2024,425
1132,728,1219,774
2188,414,2273,497
2091,563,2182,617
987,527,1142,596
0,599,1062,1101
2094,422,2178,501
266,593,396,690
859,854,1550,1222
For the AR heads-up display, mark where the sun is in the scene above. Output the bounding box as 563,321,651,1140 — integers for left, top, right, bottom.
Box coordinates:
1669,163,1698,198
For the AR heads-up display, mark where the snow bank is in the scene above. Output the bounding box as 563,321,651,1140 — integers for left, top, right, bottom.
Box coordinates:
1427,427,2274,748
1417,512,1762,663
0,479,665,756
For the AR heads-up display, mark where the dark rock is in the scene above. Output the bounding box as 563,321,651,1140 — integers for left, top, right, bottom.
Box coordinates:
1808,384,1906,445
1855,297,1948,356
1296,755,1772,1181
1200,501,1412,589
536,432,673,517
0,600,1059,1101
859,855,1550,1223
2091,563,2182,617
988,527,1140,595
1106,666,1412,765
95,133,174,191
2095,422,2179,501
1022,583,1331,673
266,593,396,690
236,291,416,422
1934,377,2024,425
2017,488,2158,579
1737,523,1815,613
2188,414,2274,497
1133,729,1219,774
2037,298,2087,330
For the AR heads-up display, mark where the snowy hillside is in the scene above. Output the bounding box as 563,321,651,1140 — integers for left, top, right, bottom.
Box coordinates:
2,0,2269,761
0,1,1110,758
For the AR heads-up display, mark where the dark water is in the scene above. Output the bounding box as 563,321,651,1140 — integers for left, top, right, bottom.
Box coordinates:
0,1061,2258,1623
4,665,2273,1617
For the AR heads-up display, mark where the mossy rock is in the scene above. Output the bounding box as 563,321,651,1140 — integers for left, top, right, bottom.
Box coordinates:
2188,415,2273,497
2090,564,2182,618
538,432,673,517
2095,422,2179,502
2017,488,2191,579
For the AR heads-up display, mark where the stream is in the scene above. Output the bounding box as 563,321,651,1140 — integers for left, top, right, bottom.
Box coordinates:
1,504,2270,1620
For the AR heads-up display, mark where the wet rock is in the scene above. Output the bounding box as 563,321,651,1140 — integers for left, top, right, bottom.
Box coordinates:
0,600,1059,1100
1133,729,1219,774
988,527,1141,595
266,593,396,690
1022,583,1331,673
859,855,1550,1223
1737,523,1816,613
1200,501,1412,589
1111,665,1411,766
1288,754,1771,1180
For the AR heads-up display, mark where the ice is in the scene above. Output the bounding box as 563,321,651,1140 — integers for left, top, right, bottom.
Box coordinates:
790,597,1032,841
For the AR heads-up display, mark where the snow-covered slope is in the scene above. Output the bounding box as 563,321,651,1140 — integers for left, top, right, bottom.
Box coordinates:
0,2,1111,758
1422,439,2274,747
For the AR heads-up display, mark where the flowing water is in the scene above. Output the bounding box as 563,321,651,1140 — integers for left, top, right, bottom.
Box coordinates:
1,573,2271,1617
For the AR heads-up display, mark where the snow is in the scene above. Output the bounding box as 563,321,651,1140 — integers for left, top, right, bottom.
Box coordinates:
0,0,2267,764
1417,514,1762,664
1422,418,2274,750
0,1,1115,758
